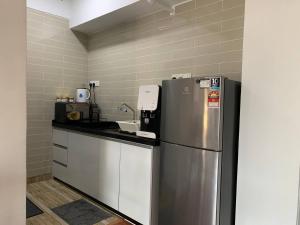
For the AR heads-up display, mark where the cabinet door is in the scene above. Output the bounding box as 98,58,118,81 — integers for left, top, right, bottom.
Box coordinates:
96,138,120,209
119,143,153,225
68,132,121,209
68,132,99,197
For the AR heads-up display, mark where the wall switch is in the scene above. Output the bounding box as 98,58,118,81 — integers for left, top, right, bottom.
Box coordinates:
171,73,192,79
89,81,100,87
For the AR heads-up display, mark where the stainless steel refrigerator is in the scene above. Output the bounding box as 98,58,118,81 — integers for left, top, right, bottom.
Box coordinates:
159,76,240,225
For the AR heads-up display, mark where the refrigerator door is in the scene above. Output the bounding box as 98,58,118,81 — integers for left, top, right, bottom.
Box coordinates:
159,142,221,225
160,77,223,151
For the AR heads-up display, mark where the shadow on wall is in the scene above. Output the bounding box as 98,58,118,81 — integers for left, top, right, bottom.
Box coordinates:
72,30,89,50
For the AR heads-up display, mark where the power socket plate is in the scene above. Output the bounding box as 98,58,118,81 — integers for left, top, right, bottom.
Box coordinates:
89,80,100,87
171,73,192,79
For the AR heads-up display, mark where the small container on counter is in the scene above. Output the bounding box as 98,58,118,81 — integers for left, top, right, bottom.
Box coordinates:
61,97,69,103
56,97,75,103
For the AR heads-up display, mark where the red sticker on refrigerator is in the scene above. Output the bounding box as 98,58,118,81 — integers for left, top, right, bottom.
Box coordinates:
208,90,220,108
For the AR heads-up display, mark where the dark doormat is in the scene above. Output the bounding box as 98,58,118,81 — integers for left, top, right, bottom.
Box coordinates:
52,199,112,225
26,198,43,218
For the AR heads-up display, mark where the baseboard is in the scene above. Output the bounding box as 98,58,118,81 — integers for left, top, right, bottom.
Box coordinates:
27,173,52,184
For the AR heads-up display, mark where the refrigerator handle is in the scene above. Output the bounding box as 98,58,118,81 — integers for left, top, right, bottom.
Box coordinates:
297,165,300,225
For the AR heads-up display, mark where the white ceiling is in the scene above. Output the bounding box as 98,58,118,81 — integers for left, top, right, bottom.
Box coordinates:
26,0,193,34
26,0,72,18
26,0,191,20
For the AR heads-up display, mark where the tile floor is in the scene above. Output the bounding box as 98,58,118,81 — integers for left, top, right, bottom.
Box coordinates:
27,179,131,225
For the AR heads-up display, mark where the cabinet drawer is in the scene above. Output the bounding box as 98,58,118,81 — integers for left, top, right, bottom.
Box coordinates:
52,161,68,182
53,146,68,166
53,129,68,147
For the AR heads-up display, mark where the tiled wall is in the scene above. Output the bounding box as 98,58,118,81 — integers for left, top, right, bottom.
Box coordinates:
26,8,88,177
88,0,245,121
26,0,244,177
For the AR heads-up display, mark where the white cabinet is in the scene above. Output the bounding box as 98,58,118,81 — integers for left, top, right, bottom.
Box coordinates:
96,138,120,209
52,161,68,182
68,132,100,198
52,128,158,224
53,146,68,165
52,129,69,182
53,129,68,147
119,143,153,225
68,132,120,209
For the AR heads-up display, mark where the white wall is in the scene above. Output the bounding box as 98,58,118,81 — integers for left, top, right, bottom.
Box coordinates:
27,0,72,18
0,0,26,224
236,0,300,225
70,0,138,27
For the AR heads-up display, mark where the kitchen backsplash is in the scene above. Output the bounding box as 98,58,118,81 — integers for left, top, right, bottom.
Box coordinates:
27,8,88,177
88,0,244,121
26,0,244,177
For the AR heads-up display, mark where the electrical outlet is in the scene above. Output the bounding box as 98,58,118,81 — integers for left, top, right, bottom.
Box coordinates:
171,73,192,79
89,81,100,87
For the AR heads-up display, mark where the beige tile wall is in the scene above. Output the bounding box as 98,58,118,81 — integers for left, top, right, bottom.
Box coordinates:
27,0,244,177
88,0,245,121
26,8,88,177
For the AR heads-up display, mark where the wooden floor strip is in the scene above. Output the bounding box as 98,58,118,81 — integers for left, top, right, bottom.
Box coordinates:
40,181,76,203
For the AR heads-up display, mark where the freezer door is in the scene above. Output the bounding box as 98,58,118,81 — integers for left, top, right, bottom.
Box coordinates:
159,142,221,225
160,77,223,151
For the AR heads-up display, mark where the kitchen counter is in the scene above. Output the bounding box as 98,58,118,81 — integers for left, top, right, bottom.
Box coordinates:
52,120,160,146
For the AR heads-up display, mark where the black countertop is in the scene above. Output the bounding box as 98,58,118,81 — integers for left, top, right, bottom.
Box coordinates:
52,120,160,147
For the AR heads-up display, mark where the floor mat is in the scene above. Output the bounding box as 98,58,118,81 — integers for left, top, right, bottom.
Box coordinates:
26,198,43,218
52,199,112,225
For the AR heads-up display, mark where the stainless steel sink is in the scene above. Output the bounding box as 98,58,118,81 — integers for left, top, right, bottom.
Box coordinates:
116,120,140,133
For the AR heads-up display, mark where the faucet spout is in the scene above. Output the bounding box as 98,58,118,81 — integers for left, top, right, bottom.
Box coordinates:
119,103,136,121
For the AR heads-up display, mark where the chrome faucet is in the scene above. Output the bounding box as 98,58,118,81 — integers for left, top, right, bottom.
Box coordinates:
119,103,136,121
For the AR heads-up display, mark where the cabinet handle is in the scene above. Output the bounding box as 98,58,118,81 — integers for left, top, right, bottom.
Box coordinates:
297,166,300,225
53,143,68,149
53,160,67,168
